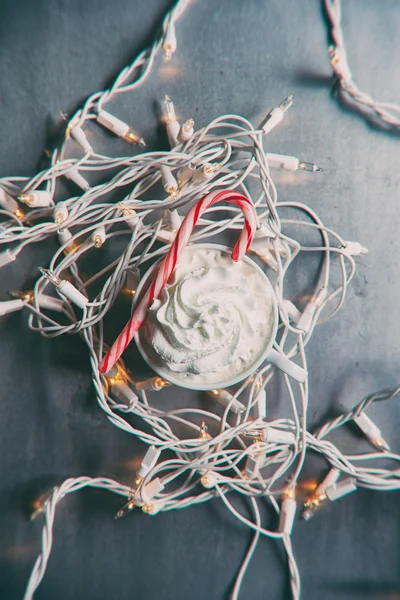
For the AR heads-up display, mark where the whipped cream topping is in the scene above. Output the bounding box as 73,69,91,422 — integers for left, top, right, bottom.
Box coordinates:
142,247,275,386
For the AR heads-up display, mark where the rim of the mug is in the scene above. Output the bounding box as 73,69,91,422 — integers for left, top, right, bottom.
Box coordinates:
133,243,279,391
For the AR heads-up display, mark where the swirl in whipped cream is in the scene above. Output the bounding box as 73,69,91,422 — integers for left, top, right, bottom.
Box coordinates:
142,247,275,385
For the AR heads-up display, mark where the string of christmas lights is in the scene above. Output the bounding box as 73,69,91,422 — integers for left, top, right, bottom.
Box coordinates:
325,0,400,130
0,1,398,599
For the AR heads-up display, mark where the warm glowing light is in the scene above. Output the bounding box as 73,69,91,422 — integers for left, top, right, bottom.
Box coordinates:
63,242,80,255
284,487,296,500
200,474,210,487
93,235,104,249
199,421,209,439
31,499,44,520
166,186,179,198
30,491,53,520
124,131,146,147
302,492,327,520
18,193,34,206
182,118,194,133
115,499,136,520
203,163,219,176
121,287,136,297
371,437,390,451
163,45,173,63
14,208,25,220
118,201,132,217
10,290,33,302
299,480,319,493
154,377,171,390
159,64,183,78
104,362,129,388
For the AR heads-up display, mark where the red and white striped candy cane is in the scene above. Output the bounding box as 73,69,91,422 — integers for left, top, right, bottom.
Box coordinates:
99,189,257,374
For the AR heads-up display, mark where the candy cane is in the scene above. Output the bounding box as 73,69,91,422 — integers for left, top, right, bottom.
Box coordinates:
99,189,257,374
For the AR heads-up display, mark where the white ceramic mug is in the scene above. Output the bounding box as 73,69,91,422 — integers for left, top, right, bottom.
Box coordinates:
134,243,306,390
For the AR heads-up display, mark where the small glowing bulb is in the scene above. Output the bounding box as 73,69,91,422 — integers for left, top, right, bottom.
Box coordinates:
284,487,296,501
163,24,177,62
259,94,294,135
0,188,19,213
159,164,178,197
154,377,171,390
200,471,217,488
30,490,54,520
279,94,294,112
125,131,146,146
182,118,194,133
53,202,69,226
135,377,172,391
115,499,136,520
14,208,25,219
371,437,391,452
192,163,220,183
91,225,106,249
253,249,278,272
18,193,34,205
31,499,45,520
118,202,133,218
118,202,140,230
199,421,209,439
352,412,390,452
9,290,33,302
167,188,179,199
39,267,62,288
163,44,173,62
203,163,219,176
18,191,52,208
124,268,140,297
178,119,195,142
303,476,356,521
133,475,144,490
298,161,323,173
104,363,126,386
302,492,327,521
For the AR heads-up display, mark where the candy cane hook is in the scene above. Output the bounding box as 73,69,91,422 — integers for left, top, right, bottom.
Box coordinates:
99,190,257,374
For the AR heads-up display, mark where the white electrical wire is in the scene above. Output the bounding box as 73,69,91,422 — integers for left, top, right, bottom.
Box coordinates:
324,0,400,130
0,1,398,599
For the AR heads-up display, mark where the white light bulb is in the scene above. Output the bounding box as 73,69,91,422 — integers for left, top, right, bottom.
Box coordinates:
18,191,52,208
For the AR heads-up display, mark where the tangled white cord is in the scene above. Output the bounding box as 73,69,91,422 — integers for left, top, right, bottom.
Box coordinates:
0,1,398,599
325,0,400,129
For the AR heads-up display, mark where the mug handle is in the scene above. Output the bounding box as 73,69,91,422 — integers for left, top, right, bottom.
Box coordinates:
266,349,307,383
